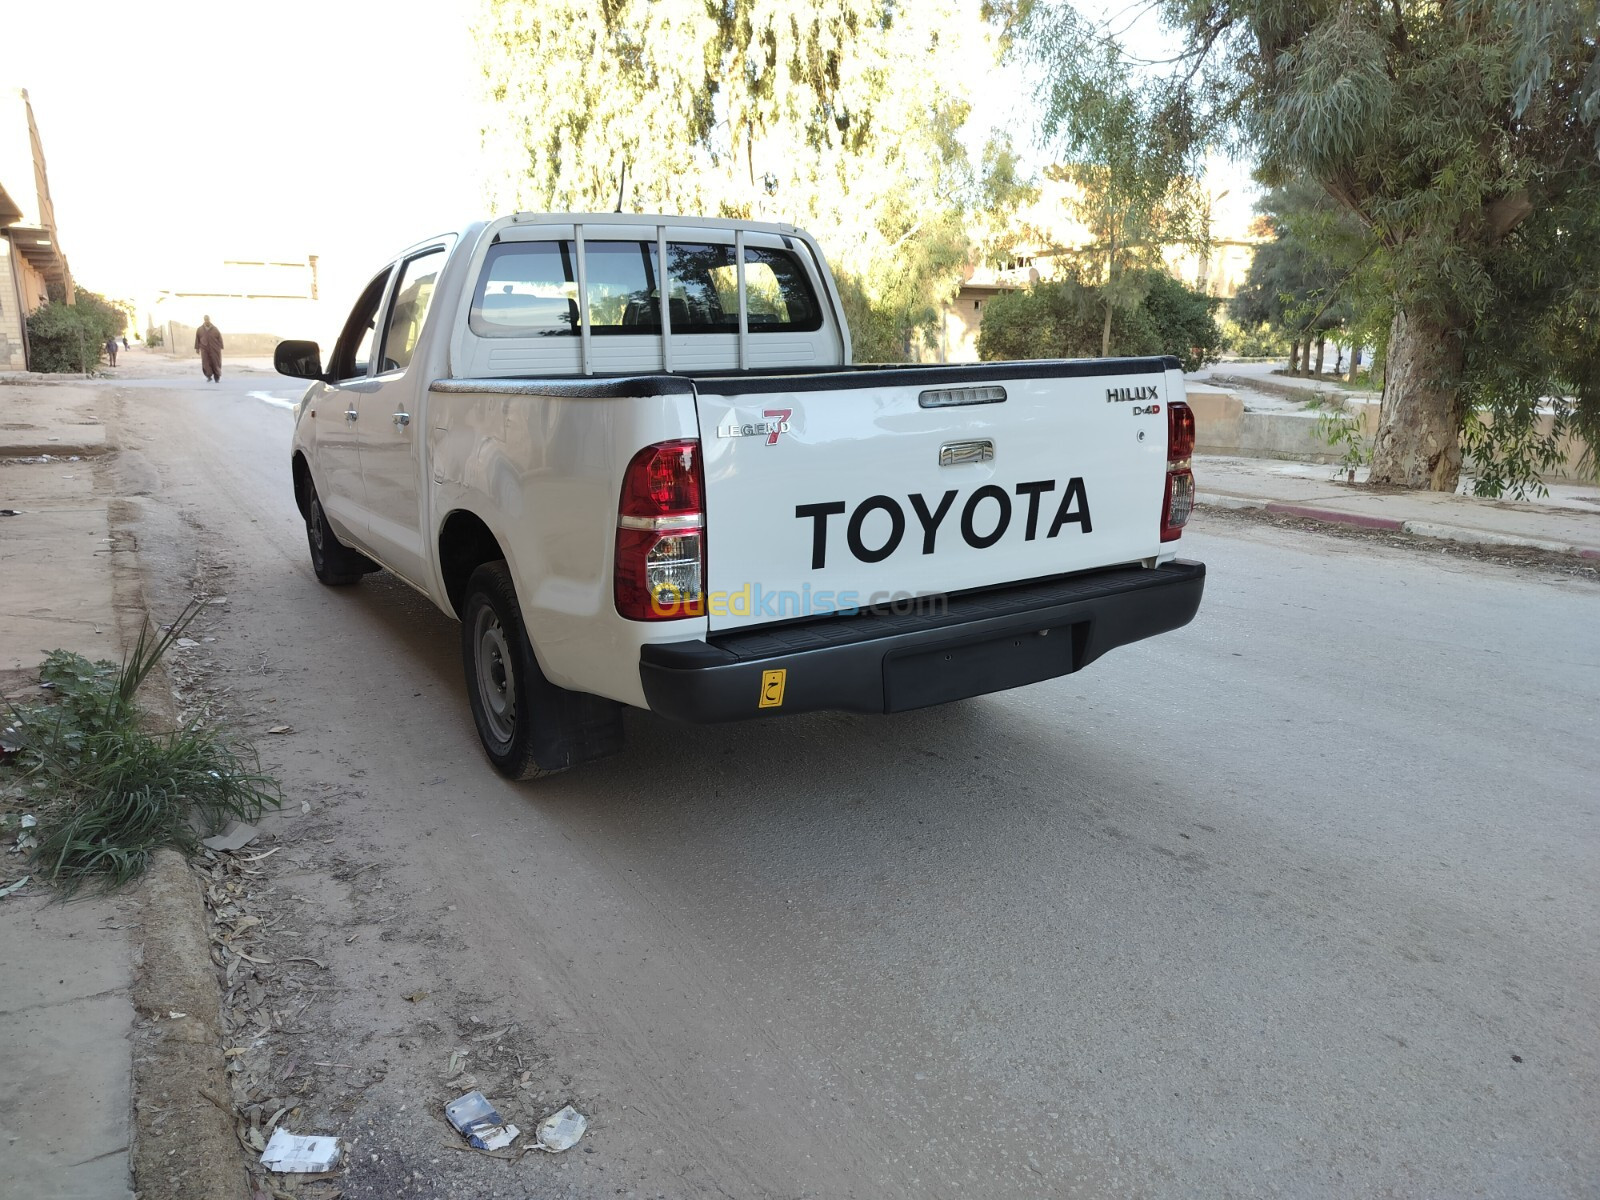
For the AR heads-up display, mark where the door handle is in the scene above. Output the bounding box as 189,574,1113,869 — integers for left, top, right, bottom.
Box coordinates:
939,439,994,466
344,409,359,422
393,412,411,427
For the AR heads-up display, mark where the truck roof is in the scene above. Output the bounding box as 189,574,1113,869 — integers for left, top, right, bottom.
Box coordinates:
500,212,802,237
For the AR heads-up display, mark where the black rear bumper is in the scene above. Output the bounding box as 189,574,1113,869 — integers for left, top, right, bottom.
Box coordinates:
638,559,1205,723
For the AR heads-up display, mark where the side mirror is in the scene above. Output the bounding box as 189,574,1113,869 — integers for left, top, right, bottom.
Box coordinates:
274,339,324,380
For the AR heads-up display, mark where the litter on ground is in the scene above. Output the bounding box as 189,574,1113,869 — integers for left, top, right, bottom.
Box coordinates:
445,1090,520,1151
202,821,260,852
536,1105,588,1152
260,1129,342,1172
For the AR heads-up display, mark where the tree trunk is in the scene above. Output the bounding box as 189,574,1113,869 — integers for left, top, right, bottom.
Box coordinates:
1100,232,1117,358
1288,340,1301,375
1314,336,1326,377
1368,308,1467,490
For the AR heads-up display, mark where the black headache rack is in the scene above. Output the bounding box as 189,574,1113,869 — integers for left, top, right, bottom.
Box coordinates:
639,559,1205,723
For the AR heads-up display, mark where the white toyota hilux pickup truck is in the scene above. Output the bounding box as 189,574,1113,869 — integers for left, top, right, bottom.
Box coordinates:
277,213,1205,779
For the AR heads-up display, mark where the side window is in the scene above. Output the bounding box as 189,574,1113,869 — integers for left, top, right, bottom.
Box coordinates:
470,242,577,338
379,247,448,373
329,268,393,382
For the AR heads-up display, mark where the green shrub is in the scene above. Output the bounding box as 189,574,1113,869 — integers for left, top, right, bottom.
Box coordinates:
2,603,280,892
24,303,98,372
978,271,1224,371
1220,319,1288,358
23,290,127,373
976,278,1104,363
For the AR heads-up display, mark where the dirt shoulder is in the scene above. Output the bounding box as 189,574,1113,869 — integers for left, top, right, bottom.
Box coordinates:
1192,504,1600,585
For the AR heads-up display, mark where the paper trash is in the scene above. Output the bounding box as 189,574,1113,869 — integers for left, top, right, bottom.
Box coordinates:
536,1105,587,1152
201,821,259,852
445,1090,520,1151
260,1129,341,1172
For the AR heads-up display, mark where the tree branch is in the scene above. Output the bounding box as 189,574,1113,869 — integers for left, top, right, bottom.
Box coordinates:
1483,190,1534,243
1290,242,1379,336
1388,0,1409,53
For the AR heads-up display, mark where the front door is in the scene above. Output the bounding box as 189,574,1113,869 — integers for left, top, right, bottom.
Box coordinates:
315,267,393,548
358,242,450,584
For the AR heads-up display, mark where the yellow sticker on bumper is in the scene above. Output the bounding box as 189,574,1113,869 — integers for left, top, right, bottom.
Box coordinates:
759,668,787,708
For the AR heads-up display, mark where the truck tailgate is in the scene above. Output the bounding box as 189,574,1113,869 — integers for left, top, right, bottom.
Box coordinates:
694,361,1176,634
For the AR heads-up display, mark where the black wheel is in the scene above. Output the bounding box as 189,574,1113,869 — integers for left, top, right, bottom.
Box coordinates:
460,561,567,781
304,485,373,586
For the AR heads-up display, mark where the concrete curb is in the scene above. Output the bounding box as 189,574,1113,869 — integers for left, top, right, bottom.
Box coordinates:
104,432,248,1197
1197,493,1600,558
130,852,247,1200
1264,501,1404,532
0,442,110,458
1397,521,1584,555
1205,370,1380,405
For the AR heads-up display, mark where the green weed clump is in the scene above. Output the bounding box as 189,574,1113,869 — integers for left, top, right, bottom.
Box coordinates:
1,602,280,893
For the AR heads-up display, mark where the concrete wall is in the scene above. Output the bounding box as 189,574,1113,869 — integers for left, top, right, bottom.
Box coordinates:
0,237,24,369
164,321,286,358
1188,387,1593,481
1189,389,1356,464
153,295,330,359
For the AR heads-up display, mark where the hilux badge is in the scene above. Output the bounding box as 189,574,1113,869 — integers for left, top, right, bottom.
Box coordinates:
1106,385,1159,403
716,408,792,446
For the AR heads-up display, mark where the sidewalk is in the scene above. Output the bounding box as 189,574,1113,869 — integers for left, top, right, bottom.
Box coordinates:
2,377,241,1200
1195,454,1600,558
1,382,136,1198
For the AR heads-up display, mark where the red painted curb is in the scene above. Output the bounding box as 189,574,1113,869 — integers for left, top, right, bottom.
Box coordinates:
1580,548,1600,560
1263,503,1406,532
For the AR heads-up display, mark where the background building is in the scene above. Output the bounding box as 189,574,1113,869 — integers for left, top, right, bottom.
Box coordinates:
145,255,322,359
933,158,1266,363
0,88,72,370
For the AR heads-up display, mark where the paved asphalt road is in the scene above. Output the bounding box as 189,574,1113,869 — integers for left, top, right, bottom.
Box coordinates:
110,372,1597,1198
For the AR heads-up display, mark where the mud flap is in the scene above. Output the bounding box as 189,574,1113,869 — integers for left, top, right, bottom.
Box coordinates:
525,670,626,772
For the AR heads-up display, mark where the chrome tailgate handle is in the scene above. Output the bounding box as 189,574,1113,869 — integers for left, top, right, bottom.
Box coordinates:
940,439,994,466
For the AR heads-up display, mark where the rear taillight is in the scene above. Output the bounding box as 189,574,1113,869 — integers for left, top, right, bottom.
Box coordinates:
615,440,706,620
1162,400,1195,542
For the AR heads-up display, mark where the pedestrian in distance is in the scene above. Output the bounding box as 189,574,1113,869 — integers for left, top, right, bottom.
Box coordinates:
104,336,119,367
195,315,224,382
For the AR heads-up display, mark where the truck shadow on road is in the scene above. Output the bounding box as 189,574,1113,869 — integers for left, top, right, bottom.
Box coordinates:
336,570,1189,887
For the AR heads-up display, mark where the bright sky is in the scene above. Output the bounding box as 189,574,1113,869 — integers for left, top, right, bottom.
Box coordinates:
9,0,1252,314
8,0,481,308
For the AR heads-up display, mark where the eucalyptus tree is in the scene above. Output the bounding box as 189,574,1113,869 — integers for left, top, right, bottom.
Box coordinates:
997,0,1600,493
474,0,993,358
1010,9,1209,357
1231,181,1365,376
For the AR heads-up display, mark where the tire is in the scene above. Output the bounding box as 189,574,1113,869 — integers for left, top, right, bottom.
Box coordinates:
460,561,568,781
304,485,373,586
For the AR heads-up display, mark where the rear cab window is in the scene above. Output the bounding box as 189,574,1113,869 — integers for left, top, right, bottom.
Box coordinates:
469,238,823,339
